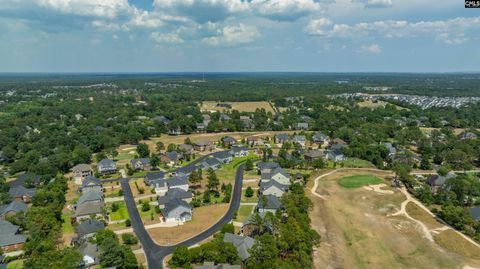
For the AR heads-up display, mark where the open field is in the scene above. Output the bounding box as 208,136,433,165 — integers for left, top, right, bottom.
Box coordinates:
147,203,229,245
200,101,274,113
358,100,408,110
434,229,480,260
307,169,480,269
338,174,384,188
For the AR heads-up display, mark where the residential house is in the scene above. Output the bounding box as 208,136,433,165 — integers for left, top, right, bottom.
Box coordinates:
8,186,36,203
246,136,264,147
332,138,347,146
312,131,330,146
144,171,167,186
219,114,232,122
130,158,151,170
97,159,116,174
169,128,183,136
469,206,480,221
293,135,306,147
427,172,457,193
223,233,255,261
74,190,104,222
72,164,93,180
256,162,280,174
79,242,100,268
179,144,194,155
221,136,237,147
175,164,198,177
160,151,183,166
194,140,214,152
11,173,41,188
0,220,26,252
304,149,324,161
152,115,171,125
230,146,248,157
274,133,290,144
213,151,233,164
0,201,27,221
81,176,103,193
259,180,288,198
154,175,189,196
261,167,291,185
202,157,222,170
158,188,193,209
326,144,347,162
75,219,105,242
257,195,283,214
193,262,240,269
296,122,309,130
240,116,255,130
384,142,397,157
196,123,206,132
162,199,192,223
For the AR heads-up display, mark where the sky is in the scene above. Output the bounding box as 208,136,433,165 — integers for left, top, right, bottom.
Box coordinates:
0,0,479,73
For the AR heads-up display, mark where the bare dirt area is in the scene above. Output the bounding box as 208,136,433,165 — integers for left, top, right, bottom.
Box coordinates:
200,101,274,113
147,203,229,245
307,169,480,269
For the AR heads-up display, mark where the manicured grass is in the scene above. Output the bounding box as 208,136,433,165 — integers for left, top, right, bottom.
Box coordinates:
7,260,24,269
237,205,254,222
326,158,375,169
116,152,135,161
132,170,148,177
338,174,383,189
109,202,129,221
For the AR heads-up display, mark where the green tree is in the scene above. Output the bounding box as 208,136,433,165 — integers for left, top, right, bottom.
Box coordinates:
207,168,219,192
245,159,254,171
136,143,150,158
150,154,160,169
169,246,190,268
121,233,138,245
245,186,254,198
156,141,165,153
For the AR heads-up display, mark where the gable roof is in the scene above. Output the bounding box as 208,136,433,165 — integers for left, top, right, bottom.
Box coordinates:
163,199,192,216
82,176,102,188
304,149,324,159
97,159,115,168
231,146,248,153
0,233,26,247
257,195,283,210
75,219,105,236
257,162,280,171
212,151,232,160
222,136,237,143
0,220,20,235
194,140,213,147
72,164,92,173
313,131,329,141
0,201,28,216
8,185,36,198
165,151,182,162
293,135,306,142
158,188,193,205
469,206,480,221
223,233,255,260
145,171,167,183
130,158,150,166
74,201,103,217
77,190,103,205
260,180,289,193
10,173,41,187
275,133,290,141
204,157,221,166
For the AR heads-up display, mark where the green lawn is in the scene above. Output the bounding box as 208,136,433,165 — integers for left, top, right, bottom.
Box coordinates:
327,158,375,169
216,154,257,183
338,174,383,189
7,260,24,269
237,205,254,222
62,211,74,233
132,170,148,177
116,152,134,161
109,202,129,221
241,192,258,203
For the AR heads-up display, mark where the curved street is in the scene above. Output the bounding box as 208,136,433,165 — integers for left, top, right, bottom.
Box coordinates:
121,159,245,269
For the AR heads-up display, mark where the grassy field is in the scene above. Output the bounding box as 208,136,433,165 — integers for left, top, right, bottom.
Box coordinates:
307,169,480,269
109,202,129,221
338,174,383,188
237,205,254,223
434,229,480,260
358,100,408,110
200,101,274,113
62,211,74,233
7,260,24,269
405,202,443,230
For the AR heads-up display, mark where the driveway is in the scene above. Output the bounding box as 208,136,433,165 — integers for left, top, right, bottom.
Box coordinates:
121,160,245,269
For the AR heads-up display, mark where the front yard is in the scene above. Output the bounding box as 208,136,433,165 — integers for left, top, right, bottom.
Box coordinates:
108,202,129,221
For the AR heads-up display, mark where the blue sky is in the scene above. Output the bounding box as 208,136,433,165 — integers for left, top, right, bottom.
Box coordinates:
0,0,478,72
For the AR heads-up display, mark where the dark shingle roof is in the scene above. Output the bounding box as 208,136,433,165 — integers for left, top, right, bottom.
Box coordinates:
158,188,193,205
213,151,232,160
469,206,480,221
74,201,103,217
82,176,102,188
0,220,20,235
257,162,279,170
260,180,289,193
77,190,103,205
145,171,167,183
75,219,105,236
130,158,150,166
163,199,192,216
0,201,28,216
257,195,282,210
223,233,255,260
8,185,36,198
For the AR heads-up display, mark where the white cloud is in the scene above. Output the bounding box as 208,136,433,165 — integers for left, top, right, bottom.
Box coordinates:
151,32,184,44
251,0,321,21
305,16,480,45
358,43,381,53
363,0,393,8
35,0,132,19
437,33,469,45
202,23,260,46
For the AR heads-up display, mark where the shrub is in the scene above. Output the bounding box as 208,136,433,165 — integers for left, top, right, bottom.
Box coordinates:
121,233,138,245
125,219,131,227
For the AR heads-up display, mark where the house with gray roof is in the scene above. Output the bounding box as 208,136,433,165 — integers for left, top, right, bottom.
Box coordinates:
97,159,116,174
194,140,214,152
145,171,167,186
230,146,248,157
179,144,194,155
202,157,222,170
163,199,192,223
130,158,151,171
259,180,288,198
459,132,477,140
223,233,255,260
304,149,324,161
0,201,28,220
0,220,26,252
75,190,104,222
161,151,183,166
9,173,41,188
296,122,309,130
8,185,36,203
158,188,193,208
427,172,457,193
293,135,306,147
274,133,290,144
81,176,102,193
154,175,189,196
469,206,480,221
153,115,171,125
313,131,330,145
213,151,233,164
75,219,105,241
221,136,237,147
257,195,283,214
383,142,397,157
326,144,347,162
260,167,291,185
256,162,280,174
77,190,103,205
79,242,100,268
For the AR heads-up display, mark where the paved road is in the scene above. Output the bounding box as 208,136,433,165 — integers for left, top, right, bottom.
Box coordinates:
121,163,245,269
